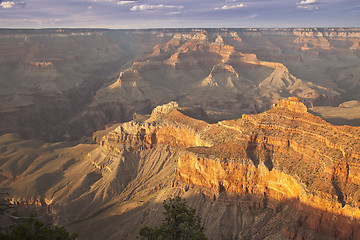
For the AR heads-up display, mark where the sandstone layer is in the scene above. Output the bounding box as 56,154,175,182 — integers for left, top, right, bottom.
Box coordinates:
2,99,360,239
95,98,360,239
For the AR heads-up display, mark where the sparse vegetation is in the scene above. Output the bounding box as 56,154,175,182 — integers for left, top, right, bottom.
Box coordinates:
0,217,77,240
139,196,208,240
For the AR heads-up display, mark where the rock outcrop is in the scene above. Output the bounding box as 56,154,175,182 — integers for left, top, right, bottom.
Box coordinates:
91,99,360,239
292,28,360,51
199,64,239,88
93,29,340,120
230,31,242,42
2,99,360,239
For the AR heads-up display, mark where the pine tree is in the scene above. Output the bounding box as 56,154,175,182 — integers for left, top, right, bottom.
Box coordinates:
139,196,208,240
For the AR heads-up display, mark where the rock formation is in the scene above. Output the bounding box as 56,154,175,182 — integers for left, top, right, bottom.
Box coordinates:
86,29,341,133
96,98,360,239
2,99,360,239
199,64,239,88
230,31,242,42
1,28,360,141
292,28,360,51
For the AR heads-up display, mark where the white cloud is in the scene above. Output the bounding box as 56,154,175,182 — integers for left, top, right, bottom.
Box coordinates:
298,0,318,4
130,4,183,11
117,1,136,5
297,5,319,10
296,0,320,10
0,1,25,9
0,1,14,8
215,4,245,10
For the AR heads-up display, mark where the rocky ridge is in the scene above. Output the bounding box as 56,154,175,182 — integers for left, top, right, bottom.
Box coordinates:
91,98,360,239
1,98,360,239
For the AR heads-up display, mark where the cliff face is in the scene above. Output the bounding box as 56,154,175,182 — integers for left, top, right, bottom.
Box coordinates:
99,98,360,212
293,28,360,50
2,99,360,239
90,99,360,239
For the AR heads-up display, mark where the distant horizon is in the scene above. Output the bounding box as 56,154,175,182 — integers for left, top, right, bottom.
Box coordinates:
1,26,360,30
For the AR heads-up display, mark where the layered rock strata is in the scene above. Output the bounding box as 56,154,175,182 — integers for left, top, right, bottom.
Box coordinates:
2,98,360,239
92,98,360,239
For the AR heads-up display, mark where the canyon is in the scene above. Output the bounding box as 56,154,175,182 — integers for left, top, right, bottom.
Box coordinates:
1,28,360,141
1,28,360,239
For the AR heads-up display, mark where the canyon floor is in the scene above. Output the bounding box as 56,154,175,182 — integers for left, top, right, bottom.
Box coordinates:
1,28,360,239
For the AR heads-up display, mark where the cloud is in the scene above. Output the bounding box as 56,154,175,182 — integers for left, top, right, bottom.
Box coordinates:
0,1,25,9
215,3,245,10
297,5,319,10
296,0,320,10
117,1,136,5
298,0,318,4
130,4,183,12
244,13,257,20
0,17,61,25
166,11,181,15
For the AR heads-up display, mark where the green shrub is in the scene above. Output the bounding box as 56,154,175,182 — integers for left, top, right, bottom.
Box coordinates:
139,196,208,240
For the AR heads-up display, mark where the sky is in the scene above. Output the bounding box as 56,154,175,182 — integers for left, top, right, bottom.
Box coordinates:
0,0,359,29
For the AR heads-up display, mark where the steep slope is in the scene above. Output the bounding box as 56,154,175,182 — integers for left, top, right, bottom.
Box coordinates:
1,99,360,239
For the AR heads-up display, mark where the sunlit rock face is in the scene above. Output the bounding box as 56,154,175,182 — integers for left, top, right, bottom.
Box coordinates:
89,99,360,239
1,99,360,239
293,28,360,51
